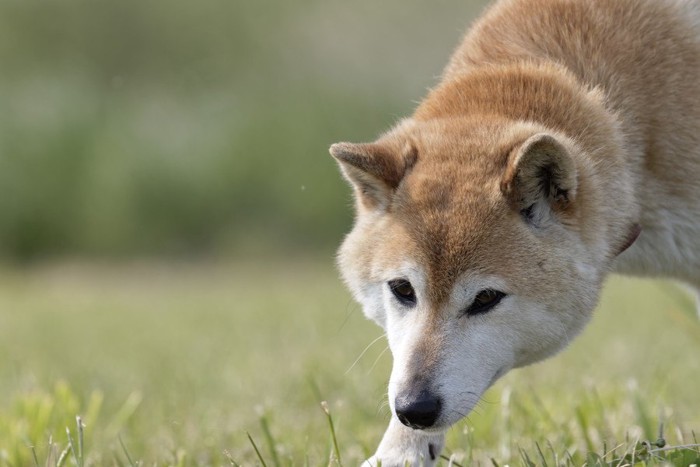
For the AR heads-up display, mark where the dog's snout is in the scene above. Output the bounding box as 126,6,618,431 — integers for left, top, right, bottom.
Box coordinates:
394,390,441,429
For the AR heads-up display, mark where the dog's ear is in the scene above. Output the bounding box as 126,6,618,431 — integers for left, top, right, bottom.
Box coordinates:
330,139,417,210
500,133,577,226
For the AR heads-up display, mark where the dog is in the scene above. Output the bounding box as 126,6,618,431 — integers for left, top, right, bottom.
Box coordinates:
329,0,700,465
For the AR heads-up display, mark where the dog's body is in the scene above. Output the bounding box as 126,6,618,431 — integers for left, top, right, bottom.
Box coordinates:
330,0,700,465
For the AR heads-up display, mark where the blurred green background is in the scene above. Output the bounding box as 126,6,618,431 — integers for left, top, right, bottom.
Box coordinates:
0,0,488,261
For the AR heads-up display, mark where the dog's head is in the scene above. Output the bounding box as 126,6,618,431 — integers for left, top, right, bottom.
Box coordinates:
331,116,622,431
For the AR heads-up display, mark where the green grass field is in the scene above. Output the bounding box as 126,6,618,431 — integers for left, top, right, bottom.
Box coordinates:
0,260,698,466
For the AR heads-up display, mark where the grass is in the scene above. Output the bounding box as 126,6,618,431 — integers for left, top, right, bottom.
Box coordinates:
0,259,698,466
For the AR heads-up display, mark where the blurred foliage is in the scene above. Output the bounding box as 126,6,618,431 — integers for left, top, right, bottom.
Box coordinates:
0,0,488,260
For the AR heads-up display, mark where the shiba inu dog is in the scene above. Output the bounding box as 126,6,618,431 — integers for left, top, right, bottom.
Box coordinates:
329,0,700,465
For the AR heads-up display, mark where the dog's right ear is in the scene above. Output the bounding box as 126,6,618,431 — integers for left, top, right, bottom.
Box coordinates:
330,139,417,211
500,133,577,226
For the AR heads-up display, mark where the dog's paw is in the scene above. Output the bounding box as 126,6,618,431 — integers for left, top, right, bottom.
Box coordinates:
365,418,444,467
361,452,437,467
360,455,381,467
362,441,440,467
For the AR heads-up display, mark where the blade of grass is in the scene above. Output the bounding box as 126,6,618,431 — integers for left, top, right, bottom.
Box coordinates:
46,435,54,467
585,451,605,466
633,394,655,441
259,415,281,467
223,449,241,467
612,436,639,467
534,442,549,467
565,449,576,467
118,435,137,467
106,392,142,437
439,454,464,467
247,432,268,467
66,428,79,467
518,447,536,467
649,443,700,454
29,445,39,467
575,406,595,453
76,416,84,467
56,445,70,467
546,440,559,466
320,401,342,467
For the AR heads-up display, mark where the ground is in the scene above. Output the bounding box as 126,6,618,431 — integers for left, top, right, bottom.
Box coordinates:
0,259,698,466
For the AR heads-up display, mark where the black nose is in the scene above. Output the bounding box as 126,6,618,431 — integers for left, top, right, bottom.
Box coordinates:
395,391,441,429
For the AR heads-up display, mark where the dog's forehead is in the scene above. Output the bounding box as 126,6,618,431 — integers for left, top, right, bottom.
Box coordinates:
410,115,516,158
379,118,531,305
393,167,515,305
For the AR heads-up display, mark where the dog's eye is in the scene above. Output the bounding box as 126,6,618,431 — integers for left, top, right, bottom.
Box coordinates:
465,289,506,316
388,279,417,306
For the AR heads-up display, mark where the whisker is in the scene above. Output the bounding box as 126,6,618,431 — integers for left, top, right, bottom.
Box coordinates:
377,399,392,417
345,333,387,374
479,393,498,405
448,391,485,419
336,298,360,334
367,345,391,375
450,408,477,425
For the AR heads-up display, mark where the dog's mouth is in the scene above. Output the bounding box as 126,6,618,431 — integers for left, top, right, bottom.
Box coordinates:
405,422,450,434
393,366,509,431
426,367,508,430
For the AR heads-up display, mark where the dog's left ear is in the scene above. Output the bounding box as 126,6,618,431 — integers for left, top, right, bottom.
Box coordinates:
500,133,577,226
330,139,417,211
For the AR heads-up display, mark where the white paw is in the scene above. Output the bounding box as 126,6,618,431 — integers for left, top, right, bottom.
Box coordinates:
362,453,437,467
364,417,444,467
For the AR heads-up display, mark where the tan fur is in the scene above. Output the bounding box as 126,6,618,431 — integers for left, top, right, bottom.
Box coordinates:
330,1,700,465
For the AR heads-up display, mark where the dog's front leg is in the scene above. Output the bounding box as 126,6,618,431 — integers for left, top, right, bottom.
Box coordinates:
362,417,445,467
